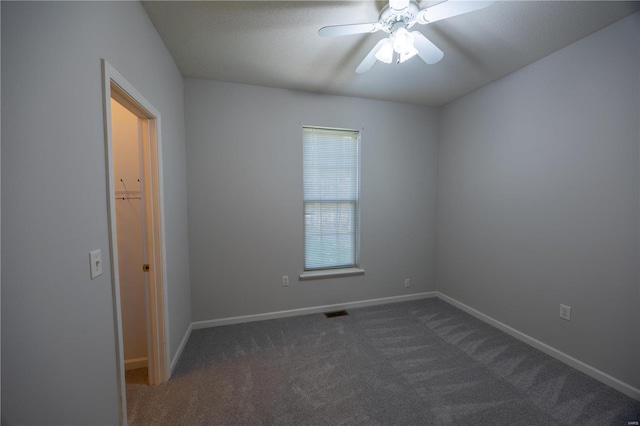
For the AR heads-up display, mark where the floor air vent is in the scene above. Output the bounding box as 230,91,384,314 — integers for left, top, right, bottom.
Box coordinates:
324,310,349,318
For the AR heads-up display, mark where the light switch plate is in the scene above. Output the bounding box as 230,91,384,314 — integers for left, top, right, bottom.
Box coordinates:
90,249,102,279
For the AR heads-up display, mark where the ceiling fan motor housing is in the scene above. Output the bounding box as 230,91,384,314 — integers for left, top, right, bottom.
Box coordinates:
379,1,420,33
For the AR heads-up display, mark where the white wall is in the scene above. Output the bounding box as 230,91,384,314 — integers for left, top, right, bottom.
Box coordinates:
437,12,640,390
185,79,439,321
111,99,148,366
1,2,190,424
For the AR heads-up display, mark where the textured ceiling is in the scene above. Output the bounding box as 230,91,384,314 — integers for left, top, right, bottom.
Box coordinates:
142,1,640,106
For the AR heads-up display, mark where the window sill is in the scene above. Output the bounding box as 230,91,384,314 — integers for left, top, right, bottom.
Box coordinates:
299,267,365,281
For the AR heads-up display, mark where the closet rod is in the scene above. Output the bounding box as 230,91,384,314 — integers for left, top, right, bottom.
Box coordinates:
116,178,141,200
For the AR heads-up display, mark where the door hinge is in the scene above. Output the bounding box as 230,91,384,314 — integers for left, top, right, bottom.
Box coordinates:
143,264,150,272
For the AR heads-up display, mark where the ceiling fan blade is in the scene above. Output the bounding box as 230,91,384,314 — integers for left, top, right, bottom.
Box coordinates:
412,32,444,64
420,0,493,24
318,22,379,37
356,39,388,74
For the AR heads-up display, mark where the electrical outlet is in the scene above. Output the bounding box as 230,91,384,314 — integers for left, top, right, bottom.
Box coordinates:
559,304,571,321
404,278,410,288
282,275,289,287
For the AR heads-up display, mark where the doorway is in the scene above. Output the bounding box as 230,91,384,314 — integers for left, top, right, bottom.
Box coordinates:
111,98,149,385
102,60,169,425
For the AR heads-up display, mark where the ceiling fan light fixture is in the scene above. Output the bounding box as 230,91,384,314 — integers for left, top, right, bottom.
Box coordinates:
392,27,415,55
398,45,418,63
375,39,394,64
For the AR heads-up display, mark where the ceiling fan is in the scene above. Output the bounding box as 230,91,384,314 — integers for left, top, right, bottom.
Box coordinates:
318,0,493,73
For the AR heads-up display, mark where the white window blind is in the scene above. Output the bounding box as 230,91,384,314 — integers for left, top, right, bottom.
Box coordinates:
303,127,360,270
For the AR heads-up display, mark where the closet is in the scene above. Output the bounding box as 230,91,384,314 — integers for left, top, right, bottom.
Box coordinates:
111,98,149,384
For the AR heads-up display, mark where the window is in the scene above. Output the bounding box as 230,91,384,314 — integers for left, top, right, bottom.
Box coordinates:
303,127,360,272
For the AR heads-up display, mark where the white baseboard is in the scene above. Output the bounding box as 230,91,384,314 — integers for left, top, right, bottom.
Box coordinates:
124,357,148,371
170,322,192,375
192,292,437,330
436,291,640,401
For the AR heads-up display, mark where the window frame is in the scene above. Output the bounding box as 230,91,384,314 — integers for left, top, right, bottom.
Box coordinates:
301,126,362,276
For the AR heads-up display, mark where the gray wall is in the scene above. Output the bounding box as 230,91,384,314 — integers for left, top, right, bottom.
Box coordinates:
437,13,640,389
1,2,191,424
1,2,3,419
185,79,439,322
2,2,637,423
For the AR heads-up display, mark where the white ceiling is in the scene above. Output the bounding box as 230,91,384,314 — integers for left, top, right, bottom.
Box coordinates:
142,1,639,106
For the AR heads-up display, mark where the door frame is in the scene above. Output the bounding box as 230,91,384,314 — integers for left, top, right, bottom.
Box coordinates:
101,59,170,425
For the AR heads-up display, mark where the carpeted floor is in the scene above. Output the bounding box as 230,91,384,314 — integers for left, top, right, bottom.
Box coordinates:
126,298,640,425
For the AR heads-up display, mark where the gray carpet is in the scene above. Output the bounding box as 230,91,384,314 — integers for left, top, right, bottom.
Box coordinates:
127,298,640,425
